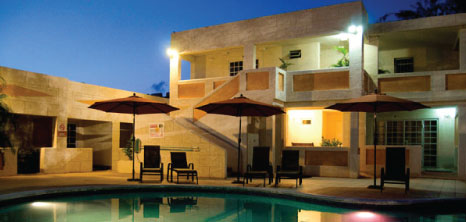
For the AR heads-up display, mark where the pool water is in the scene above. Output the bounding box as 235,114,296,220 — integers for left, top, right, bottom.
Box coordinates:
0,192,464,222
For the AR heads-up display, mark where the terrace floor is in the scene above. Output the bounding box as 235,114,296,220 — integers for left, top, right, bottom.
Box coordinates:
0,171,465,201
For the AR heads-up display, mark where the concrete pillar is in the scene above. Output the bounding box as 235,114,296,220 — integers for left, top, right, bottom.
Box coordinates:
349,28,364,97
364,36,378,80
460,29,466,71
243,43,256,70
169,54,181,104
54,80,71,149
458,105,466,179
111,121,120,171
349,112,360,178
271,114,284,174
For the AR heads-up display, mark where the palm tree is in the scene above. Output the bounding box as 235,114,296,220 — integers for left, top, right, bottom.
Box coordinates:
378,0,466,22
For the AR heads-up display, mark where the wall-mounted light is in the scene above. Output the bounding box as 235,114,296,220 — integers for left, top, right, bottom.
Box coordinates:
348,25,363,34
435,107,456,119
166,48,179,58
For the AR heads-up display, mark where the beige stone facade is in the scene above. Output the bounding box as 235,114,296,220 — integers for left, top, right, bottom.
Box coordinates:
168,2,466,179
2,2,466,180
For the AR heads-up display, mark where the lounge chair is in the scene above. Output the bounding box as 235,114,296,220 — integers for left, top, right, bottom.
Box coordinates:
167,152,198,184
381,147,410,192
243,146,273,187
275,150,303,187
140,145,163,182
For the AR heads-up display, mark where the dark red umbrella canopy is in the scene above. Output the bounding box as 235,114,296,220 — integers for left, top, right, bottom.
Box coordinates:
325,92,428,189
88,93,178,181
196,95,284,117
89,94,179,114
195,94,284,183
325,93,429,113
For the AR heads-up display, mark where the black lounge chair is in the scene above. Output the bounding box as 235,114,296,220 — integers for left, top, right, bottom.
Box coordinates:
167,152,198,184
243,146,273,187
275,150,303,187
381,147,410,192
140,145,163,182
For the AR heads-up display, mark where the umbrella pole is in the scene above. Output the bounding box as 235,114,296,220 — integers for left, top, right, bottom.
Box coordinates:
368,112,380,189
128,106,138,181
232,116,243,184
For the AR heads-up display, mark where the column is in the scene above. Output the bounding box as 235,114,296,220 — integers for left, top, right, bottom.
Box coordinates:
243,43,256,70
460,29,466,71
349,112,360,178
364,36,379,78
349,27,364,97
271,114,284,174
458,105,466,179
169,53,181,104
111,121,120,171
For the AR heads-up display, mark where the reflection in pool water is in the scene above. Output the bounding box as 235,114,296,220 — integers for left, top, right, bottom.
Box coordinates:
0,192,464,221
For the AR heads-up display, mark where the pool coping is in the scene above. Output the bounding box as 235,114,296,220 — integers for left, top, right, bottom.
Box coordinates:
0,184,465,213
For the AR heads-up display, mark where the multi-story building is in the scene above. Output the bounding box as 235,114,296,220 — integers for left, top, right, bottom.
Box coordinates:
1,2,465,180
167,1,466,179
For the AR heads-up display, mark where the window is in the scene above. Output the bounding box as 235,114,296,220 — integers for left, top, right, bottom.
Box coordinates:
394,57,414,73
377,119,438,168
67,123,76,148
120,122,133,148
289,50,301,59
229,61,243,76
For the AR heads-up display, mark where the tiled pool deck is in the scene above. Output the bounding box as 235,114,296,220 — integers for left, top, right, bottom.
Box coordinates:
0,171,465,202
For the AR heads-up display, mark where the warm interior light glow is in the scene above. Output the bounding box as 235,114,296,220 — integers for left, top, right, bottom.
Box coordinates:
166,48,179,58
287,110,323,146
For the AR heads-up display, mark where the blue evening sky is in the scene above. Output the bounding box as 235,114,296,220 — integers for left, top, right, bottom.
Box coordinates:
0,0,419,95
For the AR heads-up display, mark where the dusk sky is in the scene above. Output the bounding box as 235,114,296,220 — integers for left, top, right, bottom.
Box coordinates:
0,0,419,95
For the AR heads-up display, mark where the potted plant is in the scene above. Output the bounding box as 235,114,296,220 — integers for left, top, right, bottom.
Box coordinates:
279,57,293,70
321,137,342,147
331,46,349,67
123,135,141,161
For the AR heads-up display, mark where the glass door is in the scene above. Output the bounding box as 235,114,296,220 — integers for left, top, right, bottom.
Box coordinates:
380,119,438,169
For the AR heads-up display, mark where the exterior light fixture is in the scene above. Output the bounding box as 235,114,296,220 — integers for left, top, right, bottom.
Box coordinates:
166,48,179,58
348,25,363,34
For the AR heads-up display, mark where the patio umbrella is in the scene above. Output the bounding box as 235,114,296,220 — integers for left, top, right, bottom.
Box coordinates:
89,93,179,181
325,90,429,189
196,94,284,183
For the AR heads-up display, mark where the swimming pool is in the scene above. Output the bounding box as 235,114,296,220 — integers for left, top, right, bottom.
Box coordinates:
0,186,464,221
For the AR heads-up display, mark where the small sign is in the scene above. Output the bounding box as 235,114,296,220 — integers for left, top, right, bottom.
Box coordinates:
58,123,67,137
150,123,164,138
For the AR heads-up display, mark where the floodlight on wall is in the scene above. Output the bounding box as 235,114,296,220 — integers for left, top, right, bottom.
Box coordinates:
166,48,179,58
348,25,363,34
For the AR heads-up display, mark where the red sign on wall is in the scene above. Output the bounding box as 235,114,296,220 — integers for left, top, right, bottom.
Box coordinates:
58,123,67,137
